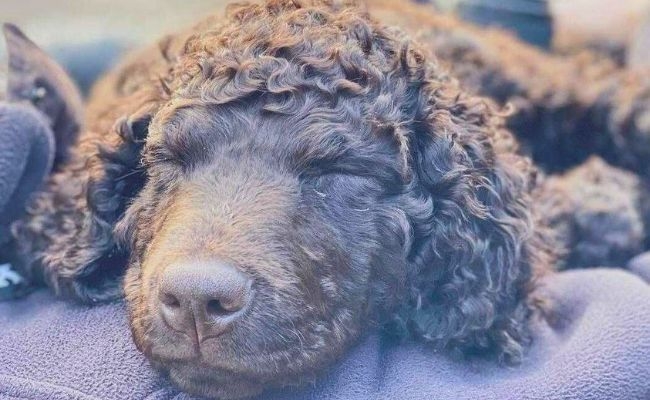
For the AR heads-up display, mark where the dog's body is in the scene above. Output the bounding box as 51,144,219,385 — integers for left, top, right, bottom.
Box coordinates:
537,156,650,268
374,0,650,177
7,1,649,398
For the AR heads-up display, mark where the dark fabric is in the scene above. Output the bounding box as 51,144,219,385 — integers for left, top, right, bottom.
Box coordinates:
49,40,130,96
455,0,553,49
1,268,649,400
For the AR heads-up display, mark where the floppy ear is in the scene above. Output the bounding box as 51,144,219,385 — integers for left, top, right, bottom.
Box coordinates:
405,82,550,363
3,23,83,165
70,110,152,301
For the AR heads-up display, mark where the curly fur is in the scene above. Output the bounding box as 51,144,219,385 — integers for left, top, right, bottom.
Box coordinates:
537,156,650,269
374,0,650,177
11,1,554,398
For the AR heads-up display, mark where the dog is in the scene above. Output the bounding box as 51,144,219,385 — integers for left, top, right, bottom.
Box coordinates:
374,0,650,178
8,1,557,397
13,0,650,398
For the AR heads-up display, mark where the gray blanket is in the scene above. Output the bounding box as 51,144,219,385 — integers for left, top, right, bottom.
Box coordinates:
1,268,648,400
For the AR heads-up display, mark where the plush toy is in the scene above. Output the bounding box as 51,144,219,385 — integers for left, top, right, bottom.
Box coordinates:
0,24,83,299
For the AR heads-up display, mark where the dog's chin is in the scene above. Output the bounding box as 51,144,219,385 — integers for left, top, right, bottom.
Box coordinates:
137,326,322,400
163,363,266,400
138,334,269,399
145,341,322,400
127,284,362,399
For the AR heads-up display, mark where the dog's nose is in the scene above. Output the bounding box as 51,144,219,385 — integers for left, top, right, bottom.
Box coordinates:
158,260,253,342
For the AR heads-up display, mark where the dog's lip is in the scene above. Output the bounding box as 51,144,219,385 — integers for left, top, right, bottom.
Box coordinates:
166,364,266,400
151,349,269,383
148,340,258,376
148,342,197,363
148,334,303,381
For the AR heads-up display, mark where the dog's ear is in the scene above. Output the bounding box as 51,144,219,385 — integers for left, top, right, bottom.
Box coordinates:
404,80,548,363
10,98,153,303
61,108,152,302
3,23,83,165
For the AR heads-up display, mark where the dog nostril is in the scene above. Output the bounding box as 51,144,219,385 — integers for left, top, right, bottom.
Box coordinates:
206,295,246,315
206,299,229,316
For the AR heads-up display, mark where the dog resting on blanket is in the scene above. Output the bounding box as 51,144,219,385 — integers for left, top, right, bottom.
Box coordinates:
6,1,649,399
9,1,555,397
2,268,650,400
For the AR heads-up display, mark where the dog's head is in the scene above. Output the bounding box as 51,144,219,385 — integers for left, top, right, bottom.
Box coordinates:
120,98,411,397
56,1,546,398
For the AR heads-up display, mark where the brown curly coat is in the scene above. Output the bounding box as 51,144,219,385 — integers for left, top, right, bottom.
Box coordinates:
8,1,559,397
374,0,650,177
12,0,650,397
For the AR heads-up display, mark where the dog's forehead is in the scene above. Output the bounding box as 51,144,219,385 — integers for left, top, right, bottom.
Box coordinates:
147,93,386,172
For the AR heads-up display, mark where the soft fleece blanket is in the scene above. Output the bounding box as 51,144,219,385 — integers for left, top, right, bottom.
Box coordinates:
0,267,648,400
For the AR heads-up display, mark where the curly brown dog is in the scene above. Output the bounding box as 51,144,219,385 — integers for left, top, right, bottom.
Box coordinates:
9,0,650,397
379,0,650,270
375,0,650,177
7,0,560,397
